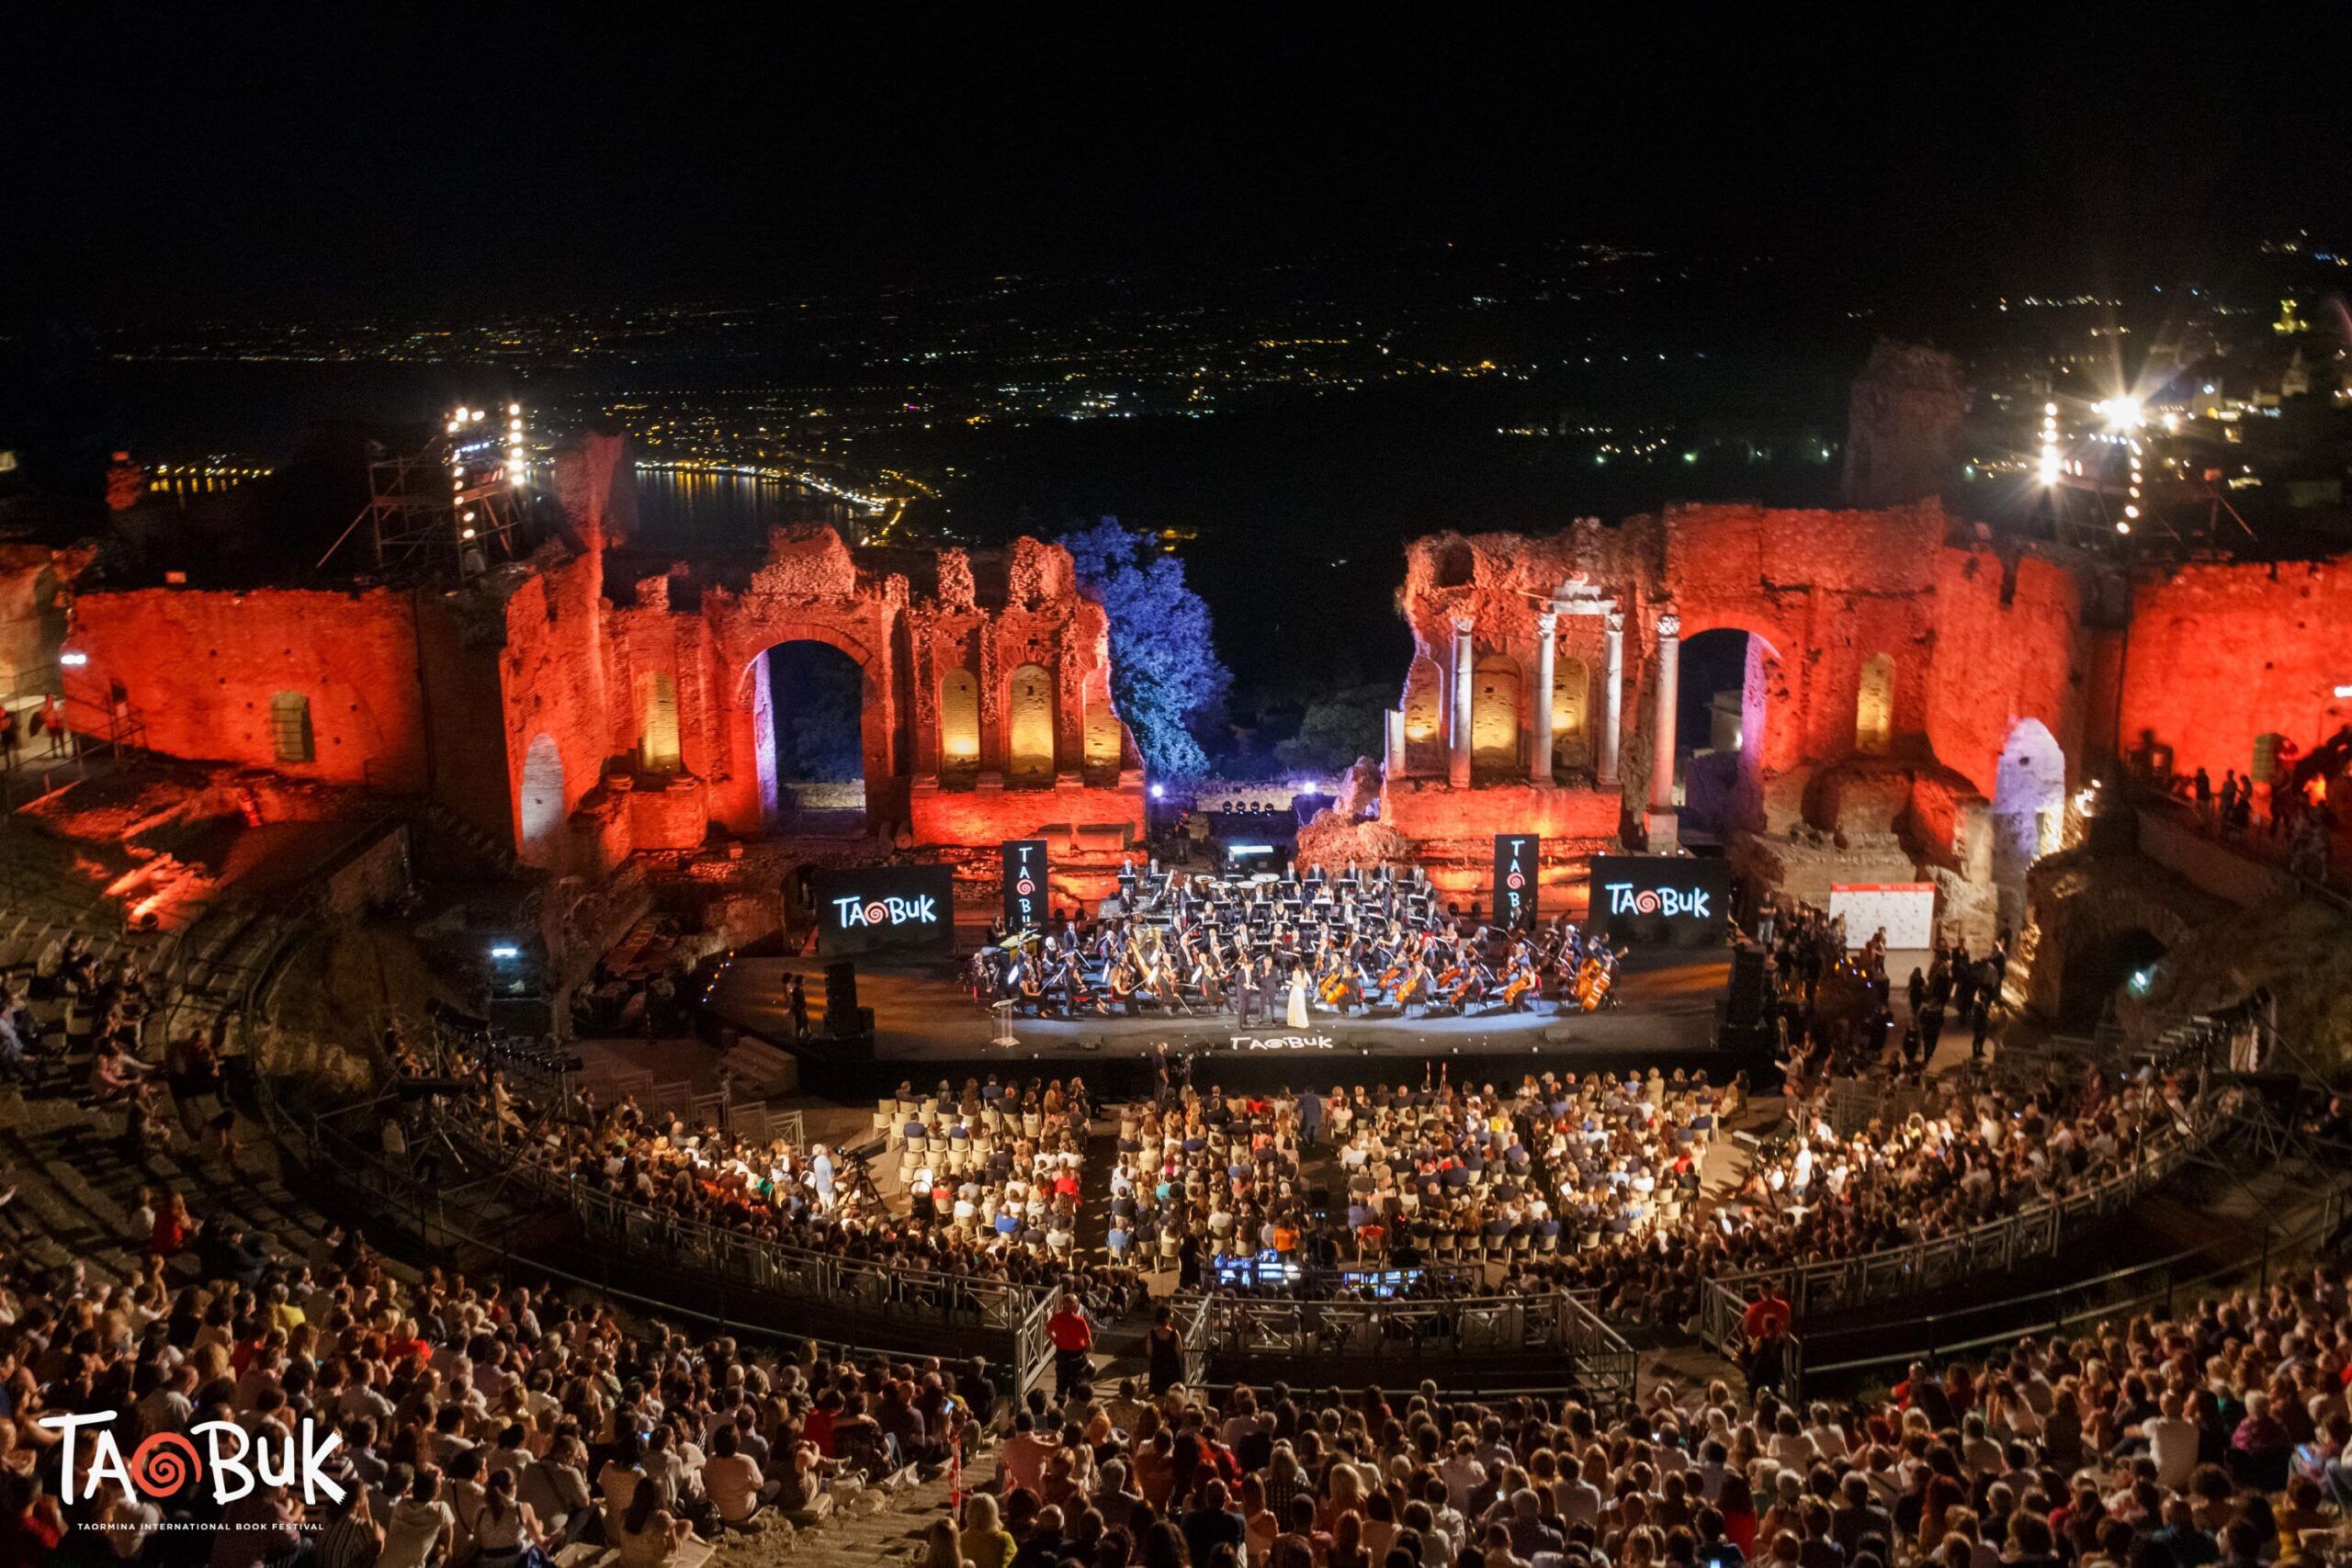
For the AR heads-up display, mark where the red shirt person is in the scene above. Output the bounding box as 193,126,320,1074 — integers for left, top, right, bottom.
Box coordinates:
1046,1291,1094,1400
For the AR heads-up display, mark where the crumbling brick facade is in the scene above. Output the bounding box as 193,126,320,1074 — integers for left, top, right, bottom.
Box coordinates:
56,442,1144,878
1374,503,2114,923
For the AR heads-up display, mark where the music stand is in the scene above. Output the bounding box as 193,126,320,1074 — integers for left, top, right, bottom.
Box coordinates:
989,999,1020,1049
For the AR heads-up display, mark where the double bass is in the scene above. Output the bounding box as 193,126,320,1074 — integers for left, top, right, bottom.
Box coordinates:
1573,952,1618,1012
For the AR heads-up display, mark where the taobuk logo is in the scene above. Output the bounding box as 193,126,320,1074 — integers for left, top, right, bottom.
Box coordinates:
833,893,940,928
42,1413,345,1506
1603,882,1712,919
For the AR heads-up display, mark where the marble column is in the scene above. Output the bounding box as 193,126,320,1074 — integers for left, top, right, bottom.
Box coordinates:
1599,610,1625,785
1648,613,1680,812
1449,615,1476,789
1530,611,1557,785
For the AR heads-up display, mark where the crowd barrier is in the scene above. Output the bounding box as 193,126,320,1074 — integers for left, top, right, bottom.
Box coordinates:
1185,1289,1639,1399
1700,1089,2224,1354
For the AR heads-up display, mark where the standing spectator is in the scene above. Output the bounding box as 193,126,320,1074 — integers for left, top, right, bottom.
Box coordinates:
1046,1289,1095,1401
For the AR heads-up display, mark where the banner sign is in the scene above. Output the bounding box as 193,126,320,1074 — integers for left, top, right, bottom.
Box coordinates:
1829,882,1937,951
1003,840,1048,932
1589,853,1732,947
813,864,956,957
1494,833,1540,931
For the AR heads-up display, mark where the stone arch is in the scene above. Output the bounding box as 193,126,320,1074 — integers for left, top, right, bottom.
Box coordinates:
518,733,566,868
939,666,979,776
1856,651,1895,755
753,640,867,825
1553,654,1592,772
1992,717,2067,931
2023,859,2210,1026
1675,625,1787,839
1007,662,1055,785
1470,654,1520,779
638,670,682,773
727,618,891,831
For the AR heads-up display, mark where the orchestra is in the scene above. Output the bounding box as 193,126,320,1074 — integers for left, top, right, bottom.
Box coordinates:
970,861,1623,1022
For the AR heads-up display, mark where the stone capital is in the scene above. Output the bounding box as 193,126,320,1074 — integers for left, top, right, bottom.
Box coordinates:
1657,612,1681,640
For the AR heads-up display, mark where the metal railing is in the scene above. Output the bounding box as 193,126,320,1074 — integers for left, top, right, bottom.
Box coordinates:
1792,1160,2352,1396
1182,1291,1215,1390
565,1180,1048,1331
1185,1290,1638,1397
1015,1292,1057,1404
1699,1090,2223,1353
257,1092,1005,1405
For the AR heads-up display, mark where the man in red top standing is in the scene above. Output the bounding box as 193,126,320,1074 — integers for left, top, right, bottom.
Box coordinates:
1741,1281,1791,1342
1046,1287,1094,1401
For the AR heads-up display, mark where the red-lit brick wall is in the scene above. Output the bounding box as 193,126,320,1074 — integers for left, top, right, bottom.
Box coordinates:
1922,547,2094,800
2117,557,2352,788
63,584,429,789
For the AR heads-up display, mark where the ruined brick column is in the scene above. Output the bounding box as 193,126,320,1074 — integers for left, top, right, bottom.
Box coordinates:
1448,613,1475,790
1530,610,1556,785
1599,610,1625,786
1646,611,1680,846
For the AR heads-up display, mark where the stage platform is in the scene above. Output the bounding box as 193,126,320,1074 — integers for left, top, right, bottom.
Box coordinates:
702,948,1745,1088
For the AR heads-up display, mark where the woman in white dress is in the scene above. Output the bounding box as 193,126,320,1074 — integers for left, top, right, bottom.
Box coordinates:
1285,963,1310,1028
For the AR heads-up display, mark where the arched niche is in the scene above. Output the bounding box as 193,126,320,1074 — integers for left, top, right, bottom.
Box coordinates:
519,734,566,868
1855,651,1895,755
268,692,313,764
1470,654,1520,779
939,667,979,777
1553,654,1591,771
639,670,682,773
1082,681,1123,775
1008,662,1055,785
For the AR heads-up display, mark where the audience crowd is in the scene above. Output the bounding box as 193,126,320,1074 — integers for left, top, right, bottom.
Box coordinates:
956,1262,2352,1568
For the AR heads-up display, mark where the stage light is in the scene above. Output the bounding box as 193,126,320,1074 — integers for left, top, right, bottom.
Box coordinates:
2098,396,2144,432
60,650,88,667
508,402,522,416
489,944,520,959
2116,521,2132,535
1149,783,1167,800
2036,449,2063,485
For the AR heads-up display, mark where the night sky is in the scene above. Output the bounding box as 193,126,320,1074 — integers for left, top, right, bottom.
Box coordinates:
13,8,2352,321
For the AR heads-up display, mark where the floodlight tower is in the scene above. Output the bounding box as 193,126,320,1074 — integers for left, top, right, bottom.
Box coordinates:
339,402,539,579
